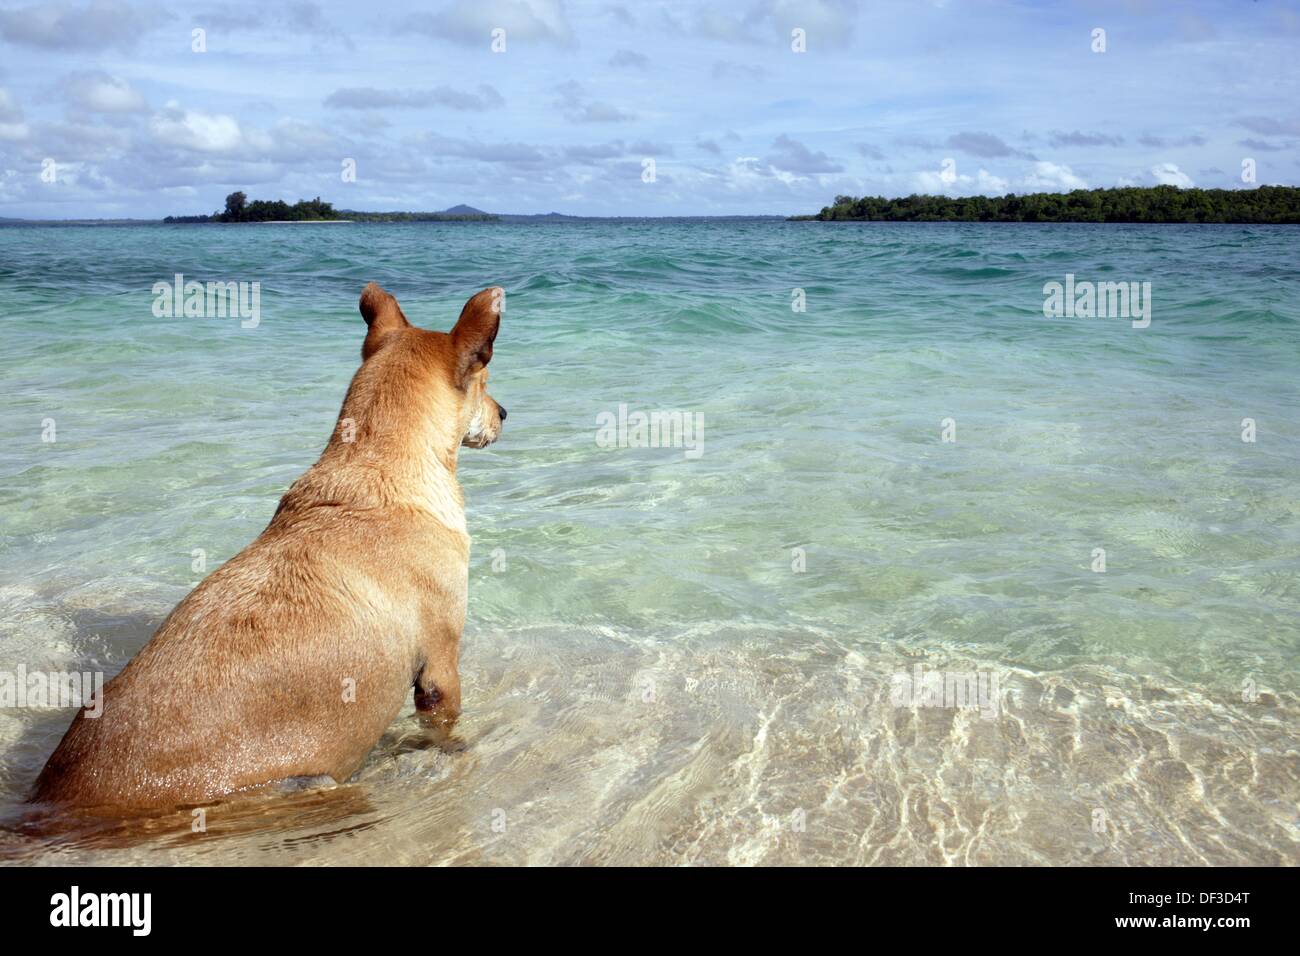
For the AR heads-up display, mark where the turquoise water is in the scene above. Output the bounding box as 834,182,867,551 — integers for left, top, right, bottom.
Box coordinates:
1,221,1297,864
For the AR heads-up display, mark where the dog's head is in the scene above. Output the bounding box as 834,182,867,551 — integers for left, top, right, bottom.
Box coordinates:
357,282,507,451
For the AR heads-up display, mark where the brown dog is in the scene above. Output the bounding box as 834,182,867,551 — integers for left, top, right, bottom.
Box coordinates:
30,283,506,812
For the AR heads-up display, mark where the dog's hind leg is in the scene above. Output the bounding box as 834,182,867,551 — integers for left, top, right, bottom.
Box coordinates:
414,658,461,727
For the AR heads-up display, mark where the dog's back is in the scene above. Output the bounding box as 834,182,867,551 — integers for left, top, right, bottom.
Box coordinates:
31,284,504,812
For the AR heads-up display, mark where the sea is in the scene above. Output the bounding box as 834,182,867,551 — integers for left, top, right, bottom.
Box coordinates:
0,219,1296,864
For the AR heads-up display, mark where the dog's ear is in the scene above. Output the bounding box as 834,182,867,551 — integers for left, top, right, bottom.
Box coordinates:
450,286,502,386
359,282,410,359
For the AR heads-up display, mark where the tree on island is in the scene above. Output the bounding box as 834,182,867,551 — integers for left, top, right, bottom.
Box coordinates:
212,192,337,222
164,192,498,223
224,191,247,221
799,185,1300,224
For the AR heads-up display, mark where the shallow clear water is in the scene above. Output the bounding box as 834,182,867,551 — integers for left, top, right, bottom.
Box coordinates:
0,220,1297,864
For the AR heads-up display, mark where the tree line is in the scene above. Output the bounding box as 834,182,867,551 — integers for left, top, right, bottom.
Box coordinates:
798,185,1300,224
164,192,497,223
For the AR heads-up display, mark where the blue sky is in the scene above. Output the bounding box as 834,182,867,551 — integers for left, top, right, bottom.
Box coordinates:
0,0,1298,218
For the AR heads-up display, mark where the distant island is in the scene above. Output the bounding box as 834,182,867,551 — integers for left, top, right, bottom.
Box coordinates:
158,194,790,224
796,185,1300,224
164,192,498,223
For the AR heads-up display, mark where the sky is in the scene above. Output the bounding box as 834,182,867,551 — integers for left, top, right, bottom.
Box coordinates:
0,0,1298,218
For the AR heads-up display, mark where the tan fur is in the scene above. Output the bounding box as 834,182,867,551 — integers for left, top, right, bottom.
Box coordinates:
30,284,506,812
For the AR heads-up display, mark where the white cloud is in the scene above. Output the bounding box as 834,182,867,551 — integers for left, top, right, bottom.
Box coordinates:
0,87,29,140
0,0,168,51
765,134,843,174
553,81,634,123
404,0,574,47
722,155,792,189
262,118,336,160
64,72,147,113
1150,162,1193,187
150,104,246,154
976,169,1010,193
768,0,859,49
324,85,503,111
1023,161,1088,191
0,87,24,122
675,0,859,49
913,164,1010,195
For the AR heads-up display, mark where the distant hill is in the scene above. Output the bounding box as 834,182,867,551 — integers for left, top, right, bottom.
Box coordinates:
441,204,489,216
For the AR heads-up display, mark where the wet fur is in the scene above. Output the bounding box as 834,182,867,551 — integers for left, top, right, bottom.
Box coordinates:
29,284,505,812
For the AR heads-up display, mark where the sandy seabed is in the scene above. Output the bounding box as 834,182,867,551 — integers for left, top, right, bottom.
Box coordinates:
3,613,1295,866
